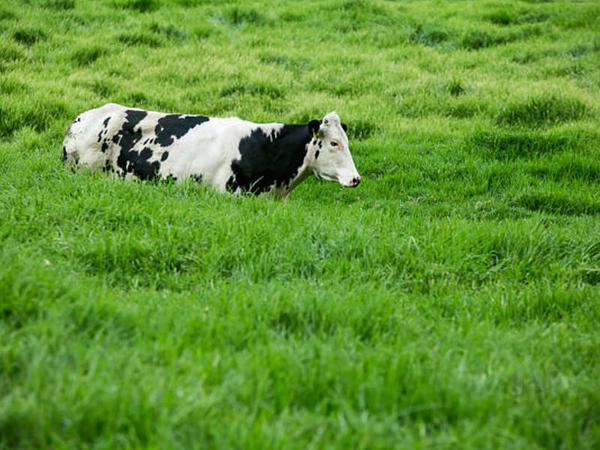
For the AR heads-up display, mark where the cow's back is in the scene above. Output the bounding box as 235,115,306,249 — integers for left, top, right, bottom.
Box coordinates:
63,103,224,183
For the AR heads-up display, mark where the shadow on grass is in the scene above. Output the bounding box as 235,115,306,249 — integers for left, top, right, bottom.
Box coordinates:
515,192,600,216
468,127,596,159
12,27,47,46
71,45,110,66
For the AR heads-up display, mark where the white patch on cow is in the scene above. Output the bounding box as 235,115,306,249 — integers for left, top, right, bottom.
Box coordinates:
63,104,120,171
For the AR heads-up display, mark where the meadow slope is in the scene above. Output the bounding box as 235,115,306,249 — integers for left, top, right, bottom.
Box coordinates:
1,0,599,448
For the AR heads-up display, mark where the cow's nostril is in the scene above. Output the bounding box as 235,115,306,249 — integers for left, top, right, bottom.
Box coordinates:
352,177,361,187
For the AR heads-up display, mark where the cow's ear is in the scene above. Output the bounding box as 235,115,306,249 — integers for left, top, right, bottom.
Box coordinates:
308,120,321,139
341,123,348,133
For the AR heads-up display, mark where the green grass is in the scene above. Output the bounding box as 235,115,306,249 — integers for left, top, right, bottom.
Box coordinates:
1,0,600,448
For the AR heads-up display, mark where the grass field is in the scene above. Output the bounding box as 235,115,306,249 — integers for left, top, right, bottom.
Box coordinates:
1,0,600,448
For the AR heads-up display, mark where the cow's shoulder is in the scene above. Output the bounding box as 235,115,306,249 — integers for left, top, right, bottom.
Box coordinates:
227,123,309,194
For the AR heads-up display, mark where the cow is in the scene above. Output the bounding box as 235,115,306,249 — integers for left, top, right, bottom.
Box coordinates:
62,103,361,198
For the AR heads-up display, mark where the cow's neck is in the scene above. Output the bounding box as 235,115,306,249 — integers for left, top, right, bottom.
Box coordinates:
282,159,310,197
285,139,320,190
262,125,316,198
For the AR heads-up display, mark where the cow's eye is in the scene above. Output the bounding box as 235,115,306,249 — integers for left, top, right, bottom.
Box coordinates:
330,141,339,147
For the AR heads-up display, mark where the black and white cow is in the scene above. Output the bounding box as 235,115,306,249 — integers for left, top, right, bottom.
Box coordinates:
63,103,361,198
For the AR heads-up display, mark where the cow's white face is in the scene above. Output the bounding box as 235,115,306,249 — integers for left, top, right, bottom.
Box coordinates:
309,112,361,188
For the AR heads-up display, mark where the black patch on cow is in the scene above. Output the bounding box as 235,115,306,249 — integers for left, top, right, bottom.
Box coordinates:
101,141,108,152
97,116,111,142
227,125,310,194
341,122,347,132
132,147,160,180
160,151,169,161
154,114,209,147
113,109,146,153
113,109,161,180
308,119,321,137
191,174,202,183
317,140,322,149
315,150,320,160
62,146,67,162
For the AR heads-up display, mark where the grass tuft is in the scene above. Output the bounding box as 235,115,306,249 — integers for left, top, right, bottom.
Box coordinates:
347,119,378,140
83,78,119,98
114,0,159,13
460,29,502,50
409,24,449,47
148,22,188,42
485,9,548,26
0,97,70,137
568,45,590,58
259,53,309,73
447,79,466,96
224,6,267,27
0,42,24,63
579,268,600,285
0,8,16,21
461,25,542,50
117,32,162,47
220,80,284,100
12,28,47,46
527,154,600,183
71,45,109,66
516,192,600,216
123,91,151,106
0,251,72,328
468,127,594,159
192,23,216,39
496,95,590,128
485,10,517,26
0,77,28,94
44,0,76,10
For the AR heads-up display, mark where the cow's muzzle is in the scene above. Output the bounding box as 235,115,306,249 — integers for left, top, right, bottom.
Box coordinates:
344,176,361,188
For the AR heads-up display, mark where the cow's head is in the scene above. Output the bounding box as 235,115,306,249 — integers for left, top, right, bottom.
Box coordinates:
308,112,361,188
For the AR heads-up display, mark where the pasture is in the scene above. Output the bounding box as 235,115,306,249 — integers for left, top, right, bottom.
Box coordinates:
1,0,599,448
